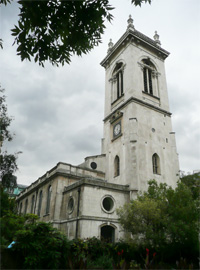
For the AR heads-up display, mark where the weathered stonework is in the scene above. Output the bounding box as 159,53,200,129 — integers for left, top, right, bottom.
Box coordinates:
16,17,179,242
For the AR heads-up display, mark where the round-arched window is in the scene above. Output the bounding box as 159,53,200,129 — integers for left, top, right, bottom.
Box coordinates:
141,58,157,96
101,195,115,213
68,197,74,214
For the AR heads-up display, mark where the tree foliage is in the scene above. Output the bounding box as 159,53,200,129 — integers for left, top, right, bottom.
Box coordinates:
0,185,16,217
117,180,199,261
166,181,199,249
0,0,152,66
11,222,70,269
0,184,39,247
120,198,166,247
11,0,114,67
0,87,13,143
0,0,12,5
131,0,152,6
0,38,3,49
0,87,20,188
117,181,168,248
180,172,200,200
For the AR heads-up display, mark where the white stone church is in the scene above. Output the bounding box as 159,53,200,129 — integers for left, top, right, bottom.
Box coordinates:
16,16,179,242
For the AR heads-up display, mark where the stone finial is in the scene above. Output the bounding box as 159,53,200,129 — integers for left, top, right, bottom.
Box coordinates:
127,15,135,30
107,38,114,53
153,31,161,46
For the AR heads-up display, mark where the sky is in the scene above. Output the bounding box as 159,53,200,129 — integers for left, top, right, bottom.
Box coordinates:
0,0,200,186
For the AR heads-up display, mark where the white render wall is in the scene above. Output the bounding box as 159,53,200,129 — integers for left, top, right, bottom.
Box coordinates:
79,154,106,174
79,182,130,240
78,220,124,241
60,183,130,240
103,96,179,192
81,185,129,218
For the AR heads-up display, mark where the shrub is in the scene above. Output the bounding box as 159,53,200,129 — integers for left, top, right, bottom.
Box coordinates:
8,222,70,269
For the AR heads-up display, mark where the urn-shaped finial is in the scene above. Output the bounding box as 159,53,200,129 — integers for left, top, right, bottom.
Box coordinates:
107,39,114,53
153,31,161,46
127,15,135,30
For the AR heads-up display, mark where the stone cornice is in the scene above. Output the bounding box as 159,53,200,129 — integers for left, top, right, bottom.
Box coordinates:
53,215,120,224
63,178,131,194
84,153,106,160
100,28,169,68
104,96,172,122
16,162,105,201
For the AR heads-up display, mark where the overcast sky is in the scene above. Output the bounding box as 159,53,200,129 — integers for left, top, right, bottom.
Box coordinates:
0,0,200,186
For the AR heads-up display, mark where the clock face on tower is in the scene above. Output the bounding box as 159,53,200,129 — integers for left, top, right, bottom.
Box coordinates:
113,122,121,137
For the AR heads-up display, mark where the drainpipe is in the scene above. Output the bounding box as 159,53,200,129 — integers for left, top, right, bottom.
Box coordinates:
75,187,81,239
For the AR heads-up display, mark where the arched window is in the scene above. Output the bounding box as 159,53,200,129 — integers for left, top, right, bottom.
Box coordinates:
19,202,22,214
142,59,157,96
114,155,120,177
152,153,161,174
46,185,52,214
68,197,74,214
31,195,35,214
101,225,115,243
24,199,28,214
112,62,124,102
37,190,43,216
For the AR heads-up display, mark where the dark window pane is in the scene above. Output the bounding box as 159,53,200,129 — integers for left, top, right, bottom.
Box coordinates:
148,69,153,95
143,68,148,92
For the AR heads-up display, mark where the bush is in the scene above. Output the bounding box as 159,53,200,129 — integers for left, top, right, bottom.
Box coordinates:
4,222,70,269
1,232,198,269
68,237,113,269
87,254,113,269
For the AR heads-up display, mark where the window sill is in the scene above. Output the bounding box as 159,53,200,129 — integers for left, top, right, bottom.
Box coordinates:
111,93,124,106
43,213,50,217
142,91,160,100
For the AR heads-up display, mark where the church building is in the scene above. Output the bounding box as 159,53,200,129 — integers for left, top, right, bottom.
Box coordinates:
16,16,179,242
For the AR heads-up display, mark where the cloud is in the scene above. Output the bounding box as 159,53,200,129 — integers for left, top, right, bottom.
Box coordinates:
1,0,200,185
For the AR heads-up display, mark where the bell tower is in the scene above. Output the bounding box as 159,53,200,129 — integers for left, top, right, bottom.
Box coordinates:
100,16,179,194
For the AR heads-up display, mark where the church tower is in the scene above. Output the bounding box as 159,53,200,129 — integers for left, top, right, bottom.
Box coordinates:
16,16,180,242
100,16,179,195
